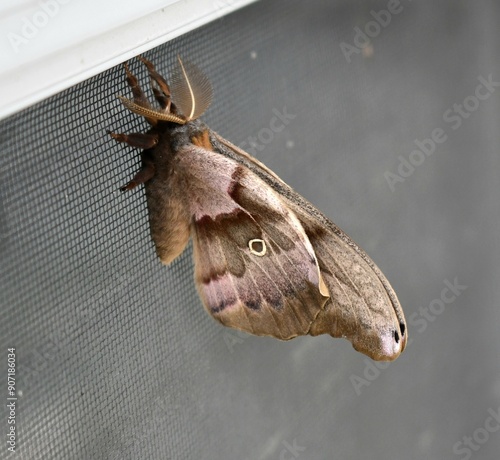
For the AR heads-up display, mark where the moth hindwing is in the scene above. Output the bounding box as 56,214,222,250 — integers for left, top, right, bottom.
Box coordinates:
109,56,407,361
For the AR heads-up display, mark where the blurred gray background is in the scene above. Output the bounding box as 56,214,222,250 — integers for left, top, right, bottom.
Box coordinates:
1,0,499,459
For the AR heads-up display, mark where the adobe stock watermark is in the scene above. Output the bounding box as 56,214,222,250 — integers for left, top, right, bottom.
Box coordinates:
7,0,72,53
340,0,411,63
278,439,306,460
384,74,500,192
223,329,251,353
213,0,238,18
350,277,467,396
453,406,500,459
238,107,296,157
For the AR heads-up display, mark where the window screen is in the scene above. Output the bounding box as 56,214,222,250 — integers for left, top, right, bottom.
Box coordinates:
1,1,500,459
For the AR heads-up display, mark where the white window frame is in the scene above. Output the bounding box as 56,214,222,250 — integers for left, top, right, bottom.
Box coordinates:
0,0,258,120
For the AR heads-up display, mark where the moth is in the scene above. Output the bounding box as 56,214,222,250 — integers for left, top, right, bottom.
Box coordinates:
109,56,407,361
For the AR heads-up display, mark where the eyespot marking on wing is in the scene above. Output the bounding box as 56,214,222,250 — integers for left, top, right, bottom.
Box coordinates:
248,239,266,256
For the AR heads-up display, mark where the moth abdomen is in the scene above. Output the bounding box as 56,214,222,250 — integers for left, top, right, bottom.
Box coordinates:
146,186,191,265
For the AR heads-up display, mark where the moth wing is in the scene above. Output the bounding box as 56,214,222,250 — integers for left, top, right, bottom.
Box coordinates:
291,206,407,361
214,135,407,361
176,139,329,340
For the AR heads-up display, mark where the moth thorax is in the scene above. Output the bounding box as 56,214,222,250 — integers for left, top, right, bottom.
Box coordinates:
248,239,266,256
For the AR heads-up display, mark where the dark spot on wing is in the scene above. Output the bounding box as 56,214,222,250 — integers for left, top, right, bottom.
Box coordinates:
210,296,237,313
245,299,261,311
263,292,283,311
201,272,224,285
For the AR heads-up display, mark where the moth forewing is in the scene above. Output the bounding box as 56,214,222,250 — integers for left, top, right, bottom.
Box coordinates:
111,56,407,361
292,205,407,361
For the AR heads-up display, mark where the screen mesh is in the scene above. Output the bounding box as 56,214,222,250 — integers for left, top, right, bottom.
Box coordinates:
2,1,500,459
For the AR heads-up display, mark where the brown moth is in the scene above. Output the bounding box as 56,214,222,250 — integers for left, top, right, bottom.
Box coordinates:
109,56,407,361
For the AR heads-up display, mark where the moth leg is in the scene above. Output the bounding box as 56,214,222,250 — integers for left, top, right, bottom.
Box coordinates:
123,62,152,110
121,161,155,191
108,131,159,149
137,56,173,111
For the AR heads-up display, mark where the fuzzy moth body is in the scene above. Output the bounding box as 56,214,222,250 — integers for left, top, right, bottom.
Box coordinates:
109,56,407,361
